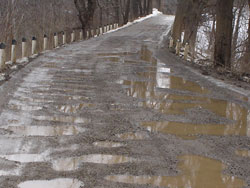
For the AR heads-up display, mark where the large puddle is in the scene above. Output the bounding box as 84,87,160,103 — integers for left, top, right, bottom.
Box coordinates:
105,155,245,188
117,46,250,137
52,154,137,171
141,121,248,138
5,125,86,137
18,178,84,188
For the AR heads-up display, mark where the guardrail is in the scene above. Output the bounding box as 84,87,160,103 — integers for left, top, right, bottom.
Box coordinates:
0,23,119,70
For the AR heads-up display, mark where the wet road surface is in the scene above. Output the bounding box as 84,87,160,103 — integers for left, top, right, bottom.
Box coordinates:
0,14,249,188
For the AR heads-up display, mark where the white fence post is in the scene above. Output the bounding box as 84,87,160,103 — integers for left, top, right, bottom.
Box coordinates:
71,31,75,42
54,33,58,48
0,43,6,70
62,32,66,45
43,34,48,51
31,37,37,55
22,38,27,58
11,40,17,63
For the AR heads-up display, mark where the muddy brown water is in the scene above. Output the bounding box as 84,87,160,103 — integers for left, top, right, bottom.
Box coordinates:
105,155,245,188
236,150,250,158
116,46,250,138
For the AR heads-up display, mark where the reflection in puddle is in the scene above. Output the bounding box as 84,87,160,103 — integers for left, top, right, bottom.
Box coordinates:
141,121,247,137
236,150,250,158
0,166,22,176
117,132,148,140
33,115,89,124
52,154,136,171
93,141,125,148
117,46,250,137
121,75,208,95
105,155,245,188
18,178,84,188
0,154,47,163
5,125,86,137
56,104,95,113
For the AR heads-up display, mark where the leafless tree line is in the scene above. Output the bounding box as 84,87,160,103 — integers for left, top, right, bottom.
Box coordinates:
0,0,155,61
171,0,250,74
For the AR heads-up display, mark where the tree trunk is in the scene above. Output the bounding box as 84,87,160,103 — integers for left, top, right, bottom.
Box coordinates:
172,0,188,44
214,0,234,68
124,0,131,24
232,0,245,62
183,0,204,52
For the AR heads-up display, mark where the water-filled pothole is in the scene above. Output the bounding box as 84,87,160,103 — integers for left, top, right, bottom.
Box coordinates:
52,154,137,171
5,125,86,137
105,155,245,188
93,141,125,148
236,150,250,158
32,116,90,124
0,154,47,163
18,178,84,188
141,121,248,137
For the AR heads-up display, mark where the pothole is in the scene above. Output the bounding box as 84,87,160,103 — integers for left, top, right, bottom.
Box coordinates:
93,141,125,148
235,150,250,158
4,126,86,137
18,178,84,188
141,120,248,137
52,154,137,171
105,155,245,188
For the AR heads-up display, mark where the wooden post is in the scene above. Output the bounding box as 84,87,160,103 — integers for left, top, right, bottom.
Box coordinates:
184,43,189,60
71,31,75,42
32,37,37,55
62,32,66,45
43,34,48,51
169,37,174,48
176,40,181,55
104,26,106,33
110,24,113,30
79,30,83,40
22,38,27,58
0,43,6,70
11,40,17,63
107,25,109,32
54,33,58,48
91,29,94,37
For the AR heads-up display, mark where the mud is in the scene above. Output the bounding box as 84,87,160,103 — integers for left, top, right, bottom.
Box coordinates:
0,14,249,188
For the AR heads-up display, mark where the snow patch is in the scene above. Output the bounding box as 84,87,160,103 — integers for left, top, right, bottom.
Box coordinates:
106,9,164,35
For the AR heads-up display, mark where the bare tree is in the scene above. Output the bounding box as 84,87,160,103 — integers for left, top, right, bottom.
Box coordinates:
214,0,234,68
